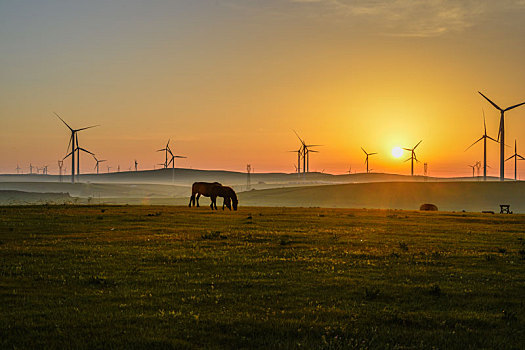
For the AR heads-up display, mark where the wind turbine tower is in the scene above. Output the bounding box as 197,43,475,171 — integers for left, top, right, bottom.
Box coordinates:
478,92,525,181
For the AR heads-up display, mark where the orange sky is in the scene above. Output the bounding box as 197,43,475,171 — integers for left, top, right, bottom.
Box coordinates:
2,1,525,178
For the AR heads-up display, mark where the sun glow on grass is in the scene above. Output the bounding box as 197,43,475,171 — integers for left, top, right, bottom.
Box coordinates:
392,146,403,158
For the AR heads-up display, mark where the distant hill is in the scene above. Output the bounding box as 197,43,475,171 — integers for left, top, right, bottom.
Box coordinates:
0,168,502,188
0,182,187,198
238,181,525,213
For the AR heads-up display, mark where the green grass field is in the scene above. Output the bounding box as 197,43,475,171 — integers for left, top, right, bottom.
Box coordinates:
1,205,524,349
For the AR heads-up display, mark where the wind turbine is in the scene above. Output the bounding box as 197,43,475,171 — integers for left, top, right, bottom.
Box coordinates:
92,155,106,175
157,139,171,168
468,163,477,178
505,140,525,181
134,160,138,172
465,110,498,181
478,92,525,181
475,161,481,177
166,147,186,183
361,147,377,174
289,147,302,174
15,164,21,174
63,142,94,181
55,113,99,183
29,163,33,174
403,140,422,176
293,130,321,173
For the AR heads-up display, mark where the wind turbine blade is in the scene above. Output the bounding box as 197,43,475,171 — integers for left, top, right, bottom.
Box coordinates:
76,125,100,132
517,155,525,160
78,147,94,155
402,148,411,152
361,147,367,155
369,152,378,156
54,112,73,131
478,91,502,111
504,101,525,112
483,109,487,135
486,135,498,143
175,156,187,158
157,148,166,152
62,151,73,160
100,160,106,163
305,144,323,147
66,135,73,154
465,137,483,151
293,130,305,145
505,155,514,162
413,140,422,149
404,158,411,162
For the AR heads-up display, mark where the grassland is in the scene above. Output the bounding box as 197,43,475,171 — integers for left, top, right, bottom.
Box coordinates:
1,205,524,349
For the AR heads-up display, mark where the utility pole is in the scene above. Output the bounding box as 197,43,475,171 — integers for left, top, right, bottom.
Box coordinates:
58,160,64,182
246,164,252,190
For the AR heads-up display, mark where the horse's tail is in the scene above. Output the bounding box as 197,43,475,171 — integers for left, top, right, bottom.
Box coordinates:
189,182,199,207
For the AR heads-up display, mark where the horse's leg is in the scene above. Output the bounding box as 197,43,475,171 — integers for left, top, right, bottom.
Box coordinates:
210,196,216,210
196,193,201,207
223,197,231,210
189,193,195,207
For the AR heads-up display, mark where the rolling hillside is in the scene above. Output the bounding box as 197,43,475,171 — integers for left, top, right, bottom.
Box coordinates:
238,181,525,212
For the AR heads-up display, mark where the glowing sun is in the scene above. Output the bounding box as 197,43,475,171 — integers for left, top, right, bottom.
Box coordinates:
392,146,403,158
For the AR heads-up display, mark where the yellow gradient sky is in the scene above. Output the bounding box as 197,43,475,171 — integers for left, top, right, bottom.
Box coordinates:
2,1,525,177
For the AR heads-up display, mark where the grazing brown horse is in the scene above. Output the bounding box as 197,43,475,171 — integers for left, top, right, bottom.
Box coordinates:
210,185,238,211
189,182,222,207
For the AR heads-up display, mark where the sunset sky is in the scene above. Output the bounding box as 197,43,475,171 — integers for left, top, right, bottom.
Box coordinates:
2,1,525,177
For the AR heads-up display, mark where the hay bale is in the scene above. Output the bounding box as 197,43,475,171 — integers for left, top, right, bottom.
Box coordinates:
420,203,438,211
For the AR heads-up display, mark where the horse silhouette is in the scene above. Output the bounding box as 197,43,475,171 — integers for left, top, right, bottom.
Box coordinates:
189,182,221,207
189,182,238,210
210,185,238,211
